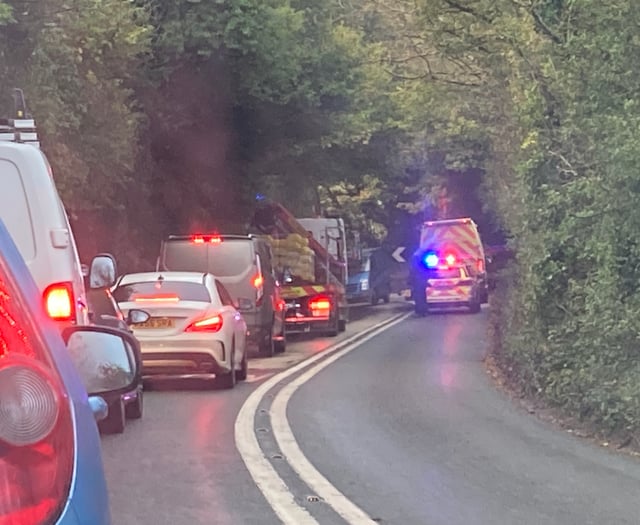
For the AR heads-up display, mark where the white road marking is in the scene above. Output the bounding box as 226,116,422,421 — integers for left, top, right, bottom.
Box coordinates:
234,312,411,525
271,314,411,524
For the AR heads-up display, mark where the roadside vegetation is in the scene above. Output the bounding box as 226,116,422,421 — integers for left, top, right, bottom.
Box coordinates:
1,0,639,439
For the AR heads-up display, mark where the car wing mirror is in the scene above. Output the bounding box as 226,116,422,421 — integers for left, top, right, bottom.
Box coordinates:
89,253,117,289
127,308,150,325
63,325,140,399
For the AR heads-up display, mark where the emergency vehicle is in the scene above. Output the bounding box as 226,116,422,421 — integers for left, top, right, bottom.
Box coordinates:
410,218,487,315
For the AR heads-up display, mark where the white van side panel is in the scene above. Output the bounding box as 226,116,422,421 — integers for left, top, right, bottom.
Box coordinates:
0,159,37,261
0,143,88,325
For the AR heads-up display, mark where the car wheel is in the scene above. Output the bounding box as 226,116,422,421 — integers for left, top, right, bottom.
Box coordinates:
125,389,143,420
469,295,481,314
325,309,339,337
383,294,390,304
236,346,248,381
338,318,347,332
218,344,237,389
274,332,286,354
259,325,275,357
99,399,126,434
369,292,378,306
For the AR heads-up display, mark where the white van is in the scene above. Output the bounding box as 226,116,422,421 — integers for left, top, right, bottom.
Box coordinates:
0,116,90,327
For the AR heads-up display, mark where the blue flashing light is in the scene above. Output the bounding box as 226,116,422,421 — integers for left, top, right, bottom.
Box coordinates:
256,193,266,201
423,252,439,268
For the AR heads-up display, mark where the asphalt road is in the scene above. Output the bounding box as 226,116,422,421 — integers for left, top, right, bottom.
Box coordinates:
287,308,640,524
99,301,408,525
100,301,640,525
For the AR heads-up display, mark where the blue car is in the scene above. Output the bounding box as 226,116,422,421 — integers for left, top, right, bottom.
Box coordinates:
0,219,140,524
346,248,392,305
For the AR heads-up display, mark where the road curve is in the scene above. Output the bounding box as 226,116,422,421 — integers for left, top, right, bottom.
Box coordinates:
286,309,640,525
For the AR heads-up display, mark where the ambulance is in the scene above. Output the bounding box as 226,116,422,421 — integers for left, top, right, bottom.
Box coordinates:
410,218,488,315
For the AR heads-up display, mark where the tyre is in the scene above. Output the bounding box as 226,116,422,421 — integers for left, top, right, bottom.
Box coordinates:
413,284,427,316
218,345,237,389
469,297,481,314
382,294,390,304
125,389,143,420
274,333,286,353
99,399,126,435
236,347,248,381
259,327,275,357
338,318,347,332
325,310,339,337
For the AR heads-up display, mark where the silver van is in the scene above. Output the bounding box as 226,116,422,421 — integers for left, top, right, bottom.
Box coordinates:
157,234,285,357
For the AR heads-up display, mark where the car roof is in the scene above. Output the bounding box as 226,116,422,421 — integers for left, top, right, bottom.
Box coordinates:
118,271,209,285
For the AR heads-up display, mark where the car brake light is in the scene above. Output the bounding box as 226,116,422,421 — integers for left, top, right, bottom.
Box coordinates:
309,296,332,311
185,314,223,332
445,254,456,266
0,263,74,524
190,235,222,244
43,282,74,322
477,259,484,272
132,294,180,303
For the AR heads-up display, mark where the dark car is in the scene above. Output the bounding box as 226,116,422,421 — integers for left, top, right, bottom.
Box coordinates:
86,254,150,433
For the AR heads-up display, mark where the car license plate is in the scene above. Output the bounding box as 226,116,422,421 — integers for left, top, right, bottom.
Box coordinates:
137,317,174,329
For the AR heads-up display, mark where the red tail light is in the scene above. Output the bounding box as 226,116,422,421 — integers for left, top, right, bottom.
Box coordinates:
445,254,456,266
309,296,332,312
190,235,222,244
43,282,74,322
0,268,74,524
477,259,485,272
185,314,223,332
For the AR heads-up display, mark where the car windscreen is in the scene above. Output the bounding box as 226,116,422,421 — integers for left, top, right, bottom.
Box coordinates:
162,240,253,277
112,281,211,303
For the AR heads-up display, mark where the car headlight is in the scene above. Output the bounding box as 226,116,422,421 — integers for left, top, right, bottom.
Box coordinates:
360,279,369,291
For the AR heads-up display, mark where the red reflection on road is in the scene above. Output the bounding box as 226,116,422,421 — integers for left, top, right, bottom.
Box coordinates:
439,318,463,389
192,396,225,450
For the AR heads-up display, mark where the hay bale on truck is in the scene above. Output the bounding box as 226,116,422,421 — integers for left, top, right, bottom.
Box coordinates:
250,200,348,337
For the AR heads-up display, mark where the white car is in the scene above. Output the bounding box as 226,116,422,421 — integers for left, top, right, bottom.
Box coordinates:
112,271,248,389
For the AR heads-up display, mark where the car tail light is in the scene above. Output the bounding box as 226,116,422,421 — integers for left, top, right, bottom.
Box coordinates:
185,314,223,333
0,270,74,524
43,282,74,322
477,259,484,272
253,273,264,306
190,235,222,244
444,254,456,266
309,296,332,317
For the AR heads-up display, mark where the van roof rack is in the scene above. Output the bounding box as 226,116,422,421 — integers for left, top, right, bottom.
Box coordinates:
0,88,39,147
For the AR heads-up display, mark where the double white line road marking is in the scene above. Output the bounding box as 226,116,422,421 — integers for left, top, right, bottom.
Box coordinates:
235,312,411,524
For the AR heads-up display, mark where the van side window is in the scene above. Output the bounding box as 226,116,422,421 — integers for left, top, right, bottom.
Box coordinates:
215,280,235,307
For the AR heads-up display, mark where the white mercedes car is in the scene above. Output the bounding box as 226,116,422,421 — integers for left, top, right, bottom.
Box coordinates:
112,271,248,389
